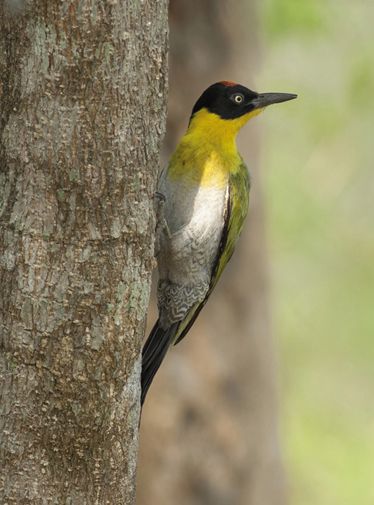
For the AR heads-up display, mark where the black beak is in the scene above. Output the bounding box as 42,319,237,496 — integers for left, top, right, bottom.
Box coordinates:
252,92,297,109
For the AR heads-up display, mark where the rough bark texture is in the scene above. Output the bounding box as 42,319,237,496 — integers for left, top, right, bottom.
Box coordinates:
138,1,286,505
0,1,168,503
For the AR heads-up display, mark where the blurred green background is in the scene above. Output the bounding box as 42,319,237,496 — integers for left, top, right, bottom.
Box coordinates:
260,0,374,503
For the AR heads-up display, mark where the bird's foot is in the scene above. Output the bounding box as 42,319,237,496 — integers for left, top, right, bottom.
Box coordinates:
154,191,171,239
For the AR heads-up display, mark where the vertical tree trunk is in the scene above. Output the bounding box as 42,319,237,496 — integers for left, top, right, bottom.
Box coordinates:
0,1,168,503
138,1,286,505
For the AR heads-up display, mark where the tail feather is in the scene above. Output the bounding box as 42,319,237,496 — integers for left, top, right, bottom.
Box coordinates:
141,320,179,405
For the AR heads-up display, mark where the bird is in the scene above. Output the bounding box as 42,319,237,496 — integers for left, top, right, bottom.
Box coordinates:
141,81,297,405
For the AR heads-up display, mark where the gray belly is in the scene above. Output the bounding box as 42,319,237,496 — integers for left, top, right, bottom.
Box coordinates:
156,177,227,327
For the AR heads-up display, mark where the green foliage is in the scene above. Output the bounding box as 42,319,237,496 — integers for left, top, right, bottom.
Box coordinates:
259,1,374,503
263,0,326,39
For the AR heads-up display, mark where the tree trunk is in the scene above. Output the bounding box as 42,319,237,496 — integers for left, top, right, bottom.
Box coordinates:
0,1,168,503
138,1,286,505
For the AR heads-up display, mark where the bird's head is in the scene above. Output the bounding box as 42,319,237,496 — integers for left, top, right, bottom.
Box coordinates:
189,81,297,137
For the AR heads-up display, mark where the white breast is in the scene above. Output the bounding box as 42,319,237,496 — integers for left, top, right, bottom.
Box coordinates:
157,177,227,286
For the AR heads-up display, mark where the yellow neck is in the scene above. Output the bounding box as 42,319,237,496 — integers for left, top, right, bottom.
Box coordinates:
188,108,262,148
168,107,262,188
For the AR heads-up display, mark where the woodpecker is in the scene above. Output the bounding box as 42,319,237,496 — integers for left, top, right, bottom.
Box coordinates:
141,81,296,405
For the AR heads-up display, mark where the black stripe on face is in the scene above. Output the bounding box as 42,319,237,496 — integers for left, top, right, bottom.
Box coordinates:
191,83,258,120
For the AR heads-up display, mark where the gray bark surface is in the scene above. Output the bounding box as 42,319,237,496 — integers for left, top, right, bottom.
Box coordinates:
0,1,168,503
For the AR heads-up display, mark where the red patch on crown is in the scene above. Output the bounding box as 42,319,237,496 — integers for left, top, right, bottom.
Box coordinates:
219,80,238,87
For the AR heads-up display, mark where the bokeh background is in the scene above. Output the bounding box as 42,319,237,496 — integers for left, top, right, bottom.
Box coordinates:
138,1,374,504
261,1,374,504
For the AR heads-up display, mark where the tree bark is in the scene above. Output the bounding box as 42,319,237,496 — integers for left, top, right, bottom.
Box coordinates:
138,1,286,505
0,1,168,503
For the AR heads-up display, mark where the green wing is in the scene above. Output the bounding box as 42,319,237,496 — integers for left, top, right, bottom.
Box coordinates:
174,160,250,344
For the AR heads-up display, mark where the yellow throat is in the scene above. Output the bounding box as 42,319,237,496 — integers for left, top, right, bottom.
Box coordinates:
168,107,263,188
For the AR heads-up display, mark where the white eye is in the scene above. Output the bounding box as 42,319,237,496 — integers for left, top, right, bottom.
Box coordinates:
233,93,244,103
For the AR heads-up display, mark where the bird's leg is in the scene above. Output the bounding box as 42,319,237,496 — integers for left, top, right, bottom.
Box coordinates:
155,191,172,238
154,192,171,256
154,191,166,204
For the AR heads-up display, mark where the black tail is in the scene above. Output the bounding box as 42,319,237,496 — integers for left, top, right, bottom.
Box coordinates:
141,320,179,405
